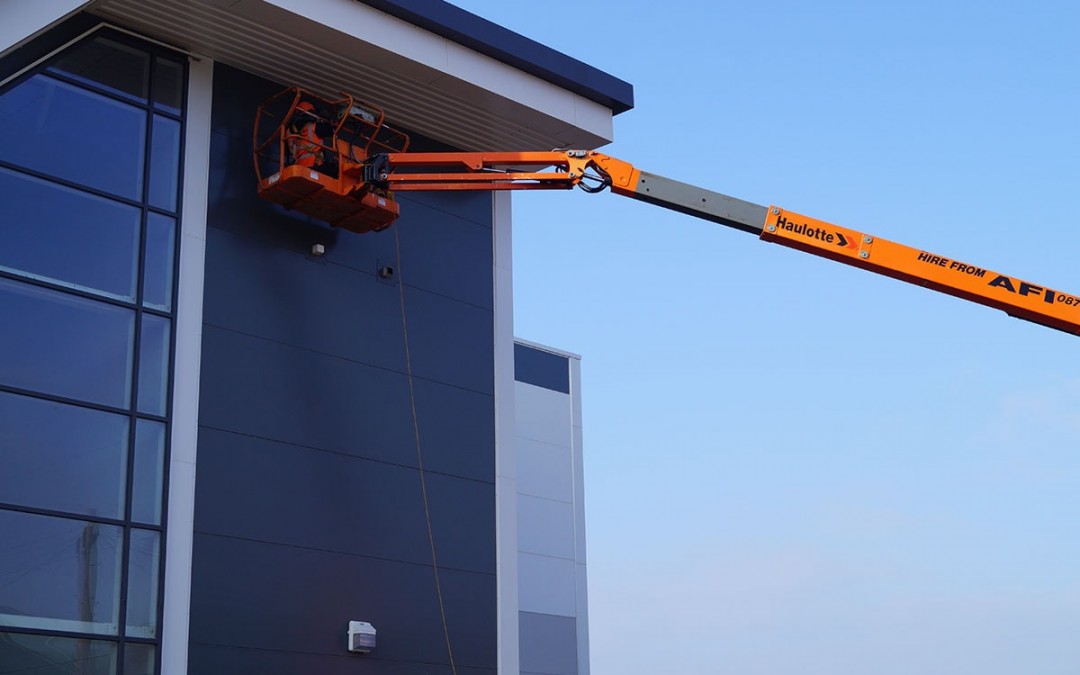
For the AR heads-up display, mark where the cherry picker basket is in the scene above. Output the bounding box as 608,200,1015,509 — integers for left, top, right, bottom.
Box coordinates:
253,87,410,233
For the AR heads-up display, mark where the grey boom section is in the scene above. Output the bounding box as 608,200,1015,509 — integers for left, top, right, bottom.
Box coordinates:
631,172,768,235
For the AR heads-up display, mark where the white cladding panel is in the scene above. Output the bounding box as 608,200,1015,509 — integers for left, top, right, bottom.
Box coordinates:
517,494,576,560
514,382,573,448
518,552,577,618
517,436,574,503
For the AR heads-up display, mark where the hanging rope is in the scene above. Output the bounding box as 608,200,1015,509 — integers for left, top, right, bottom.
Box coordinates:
394,225,459,675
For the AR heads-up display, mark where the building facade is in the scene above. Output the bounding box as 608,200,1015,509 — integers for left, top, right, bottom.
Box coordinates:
514,342,589,675
0,2,630,674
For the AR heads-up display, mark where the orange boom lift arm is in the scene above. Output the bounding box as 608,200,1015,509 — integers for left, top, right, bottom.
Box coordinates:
358,150,1080,336
254,88,1080,336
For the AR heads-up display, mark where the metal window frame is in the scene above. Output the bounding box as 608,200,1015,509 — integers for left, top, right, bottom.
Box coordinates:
0,22,187,675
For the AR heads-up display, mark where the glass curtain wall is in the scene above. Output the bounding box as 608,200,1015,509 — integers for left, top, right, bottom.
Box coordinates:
0,28,186,675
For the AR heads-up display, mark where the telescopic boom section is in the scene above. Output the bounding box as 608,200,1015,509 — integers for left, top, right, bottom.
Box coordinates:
367,150,639,193
368,150,1080,336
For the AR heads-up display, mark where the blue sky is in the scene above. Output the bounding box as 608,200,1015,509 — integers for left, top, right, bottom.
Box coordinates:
449,2,1080,673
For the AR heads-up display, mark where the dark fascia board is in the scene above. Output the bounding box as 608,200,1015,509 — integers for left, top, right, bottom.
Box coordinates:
0,13,101,87
355,0,634,115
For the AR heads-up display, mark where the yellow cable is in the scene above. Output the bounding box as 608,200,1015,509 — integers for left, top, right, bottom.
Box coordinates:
394,226,459,675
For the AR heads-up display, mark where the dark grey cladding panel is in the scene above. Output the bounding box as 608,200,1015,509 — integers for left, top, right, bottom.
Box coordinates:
202,226,494,396
194,427,495,574
197,325,495,482
195,63,497,673
519,611,578,675
205,156,496,311
201,227,408,374
514,343,570,393
189,533,496,667
189,644,496,675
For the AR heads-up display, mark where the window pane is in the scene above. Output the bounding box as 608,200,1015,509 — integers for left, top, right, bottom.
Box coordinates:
148,115,179,211
0,391,128,518
132,420,165,525
0,632,117,675
0,74,145,200
0,167,140,300
0,510,122,635
137,315,170,416
0,278,134,407
153,58,183,114
126,529,160,639
143,212,175,311
48,36,149,102
125,642,156,675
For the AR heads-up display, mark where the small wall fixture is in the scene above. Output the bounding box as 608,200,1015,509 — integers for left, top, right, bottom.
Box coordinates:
347,620,376,653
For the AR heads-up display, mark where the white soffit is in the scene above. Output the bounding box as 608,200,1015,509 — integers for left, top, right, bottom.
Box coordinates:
88,0,615,150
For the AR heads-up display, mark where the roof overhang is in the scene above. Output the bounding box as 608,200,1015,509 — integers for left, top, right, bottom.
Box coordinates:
74,0,627,150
